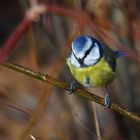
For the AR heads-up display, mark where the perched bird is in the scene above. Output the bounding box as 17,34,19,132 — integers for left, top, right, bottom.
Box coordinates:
66,35,126,107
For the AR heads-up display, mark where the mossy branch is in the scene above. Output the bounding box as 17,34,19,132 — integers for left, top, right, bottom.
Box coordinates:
3,62,140,123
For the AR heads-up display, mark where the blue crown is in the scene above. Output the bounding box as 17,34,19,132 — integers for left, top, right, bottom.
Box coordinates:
72,35,103,53
72,36,88,52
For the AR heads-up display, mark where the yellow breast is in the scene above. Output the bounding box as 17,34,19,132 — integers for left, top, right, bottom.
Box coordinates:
67,57,116,87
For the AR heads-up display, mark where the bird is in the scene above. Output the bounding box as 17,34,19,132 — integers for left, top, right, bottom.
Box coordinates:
66,35,126,108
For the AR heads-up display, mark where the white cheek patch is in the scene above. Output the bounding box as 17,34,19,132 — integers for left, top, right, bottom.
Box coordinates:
70,53,81,68
84,42,100,66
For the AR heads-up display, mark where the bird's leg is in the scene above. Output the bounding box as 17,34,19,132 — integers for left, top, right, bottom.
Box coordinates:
69,80,77,94
104,87,111,109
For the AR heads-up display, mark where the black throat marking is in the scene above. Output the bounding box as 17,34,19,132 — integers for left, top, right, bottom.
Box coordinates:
86,77,90,85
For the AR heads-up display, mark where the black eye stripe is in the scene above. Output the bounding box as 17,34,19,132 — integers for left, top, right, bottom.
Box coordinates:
84,47,91,56
83,44,94,60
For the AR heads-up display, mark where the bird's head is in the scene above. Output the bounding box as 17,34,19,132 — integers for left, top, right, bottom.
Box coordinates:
71,35,103,68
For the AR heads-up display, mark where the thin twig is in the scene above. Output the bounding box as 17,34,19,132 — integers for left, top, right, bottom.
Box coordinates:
92,103,102,140
2,62,140,123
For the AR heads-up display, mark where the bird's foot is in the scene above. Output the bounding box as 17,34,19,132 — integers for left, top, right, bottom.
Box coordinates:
104,94,111,109
69,80,77,94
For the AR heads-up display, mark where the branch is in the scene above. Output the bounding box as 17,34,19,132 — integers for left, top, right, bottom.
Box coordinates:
2,62,140,123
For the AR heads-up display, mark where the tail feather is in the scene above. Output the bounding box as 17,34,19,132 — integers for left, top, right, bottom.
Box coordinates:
114,50,127,58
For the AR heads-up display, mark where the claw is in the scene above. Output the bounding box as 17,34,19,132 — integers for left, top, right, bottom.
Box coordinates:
104,94,110,109
69,80,77,94
104,87,111,109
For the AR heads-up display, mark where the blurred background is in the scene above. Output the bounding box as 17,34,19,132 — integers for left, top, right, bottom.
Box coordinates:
0,0,140,140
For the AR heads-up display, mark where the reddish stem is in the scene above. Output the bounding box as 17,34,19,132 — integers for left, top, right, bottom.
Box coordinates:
1,4,139,63
46,4,140,62
0,17,31,63
88,18,140,62
46,5,79,19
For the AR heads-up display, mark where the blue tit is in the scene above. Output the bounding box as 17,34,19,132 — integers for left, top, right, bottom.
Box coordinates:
66,35,126,107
